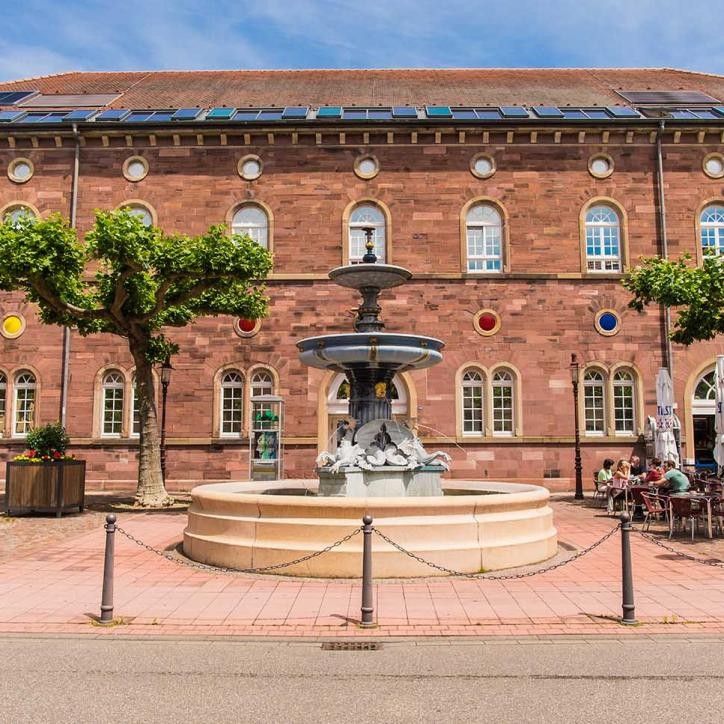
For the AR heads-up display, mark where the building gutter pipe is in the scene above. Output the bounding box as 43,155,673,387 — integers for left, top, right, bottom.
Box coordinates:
59,123,80,426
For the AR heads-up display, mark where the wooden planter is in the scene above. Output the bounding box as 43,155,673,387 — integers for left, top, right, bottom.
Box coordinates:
4,460,86,517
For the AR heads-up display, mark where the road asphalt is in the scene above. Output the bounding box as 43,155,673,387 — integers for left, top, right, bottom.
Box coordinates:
2,634,724,723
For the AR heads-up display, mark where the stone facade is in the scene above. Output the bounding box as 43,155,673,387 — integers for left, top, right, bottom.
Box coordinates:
0,69,722,491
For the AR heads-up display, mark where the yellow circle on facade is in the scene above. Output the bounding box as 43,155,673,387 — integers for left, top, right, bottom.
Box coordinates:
1,314,25,339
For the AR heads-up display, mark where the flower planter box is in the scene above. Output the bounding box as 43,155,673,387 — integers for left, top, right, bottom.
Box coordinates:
4,460,86,517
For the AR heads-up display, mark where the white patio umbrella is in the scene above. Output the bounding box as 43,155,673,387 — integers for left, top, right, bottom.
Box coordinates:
714,355,724,475
655,367,679,466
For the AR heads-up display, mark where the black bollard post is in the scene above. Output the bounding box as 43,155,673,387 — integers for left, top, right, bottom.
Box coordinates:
619,512,637,625
360,514,375,628
99,513,116,625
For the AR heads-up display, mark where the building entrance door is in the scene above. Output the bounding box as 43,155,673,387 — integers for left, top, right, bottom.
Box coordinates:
692,369,716,470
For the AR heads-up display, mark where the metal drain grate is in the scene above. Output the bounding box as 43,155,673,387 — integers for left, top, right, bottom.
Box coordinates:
321,641,383,651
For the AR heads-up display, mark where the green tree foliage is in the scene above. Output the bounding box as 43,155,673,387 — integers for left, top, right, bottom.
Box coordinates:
0,209,272,506
623,253,723,346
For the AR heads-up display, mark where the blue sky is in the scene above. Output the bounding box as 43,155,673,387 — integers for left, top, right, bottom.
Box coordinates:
1,0,722,81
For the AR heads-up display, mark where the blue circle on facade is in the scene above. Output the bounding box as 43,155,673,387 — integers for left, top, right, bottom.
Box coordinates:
597,311,618,333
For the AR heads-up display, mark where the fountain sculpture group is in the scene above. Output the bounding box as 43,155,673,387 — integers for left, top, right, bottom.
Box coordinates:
184,233,557,577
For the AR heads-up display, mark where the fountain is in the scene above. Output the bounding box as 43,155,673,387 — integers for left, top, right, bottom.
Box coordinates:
183,231,557,577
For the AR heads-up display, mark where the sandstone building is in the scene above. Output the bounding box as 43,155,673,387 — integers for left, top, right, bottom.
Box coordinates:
0,68,722,490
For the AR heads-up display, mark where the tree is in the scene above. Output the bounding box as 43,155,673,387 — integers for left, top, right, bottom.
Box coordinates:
622,253,723,345
0,210,272,506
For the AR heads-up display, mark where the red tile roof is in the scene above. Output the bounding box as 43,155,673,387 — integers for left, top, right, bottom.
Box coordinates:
0,68,722,108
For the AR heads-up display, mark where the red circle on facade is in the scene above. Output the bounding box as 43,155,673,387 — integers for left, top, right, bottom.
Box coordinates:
238,318,256,333
477,313,497,332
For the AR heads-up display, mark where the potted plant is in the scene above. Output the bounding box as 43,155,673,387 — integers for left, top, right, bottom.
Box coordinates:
4,422,85,517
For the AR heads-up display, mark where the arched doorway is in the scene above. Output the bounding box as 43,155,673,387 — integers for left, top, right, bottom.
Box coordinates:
324,372,410,450
692,368,716,469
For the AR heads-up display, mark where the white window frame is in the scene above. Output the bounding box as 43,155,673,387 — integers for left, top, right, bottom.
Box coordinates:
700,205,724,256
251,369,275,420
348,204,386,263
12,370,36,438
466,204,503,273
220,370,244,437
583,369,606,435
613,369,636,435
101,371,125,438
461,369,484,436
0,372,6,437
232,204,269,249
585,205,622,272
491,369,514,436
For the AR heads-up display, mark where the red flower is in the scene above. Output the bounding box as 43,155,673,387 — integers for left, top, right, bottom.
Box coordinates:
52,451,62,459
26,449,36,457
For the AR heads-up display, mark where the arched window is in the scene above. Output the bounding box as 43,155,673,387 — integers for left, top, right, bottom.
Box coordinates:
13,370,36,437
585,205,621,272
4,204,36,224
349,203,386,263
122,203,154,227
131,383,140,437
583,369,606,434
613,369,636,434
461,369,484,436
251,369,275,419
232,204,269,248
491,369,514,435
101,371,125,437
695,370,716,401
700,205,724,256
220,370,244,436
0,372,6,436
466,203,503,272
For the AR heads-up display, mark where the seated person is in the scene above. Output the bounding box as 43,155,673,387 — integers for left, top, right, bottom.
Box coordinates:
641,457,664,485
607,459,631,512
597,458,614,486
628,454,645,477
656,460,690,495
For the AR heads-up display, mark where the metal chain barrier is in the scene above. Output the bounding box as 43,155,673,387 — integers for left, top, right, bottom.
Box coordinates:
372,522,622,580
632,526,724,568
114,524,362,575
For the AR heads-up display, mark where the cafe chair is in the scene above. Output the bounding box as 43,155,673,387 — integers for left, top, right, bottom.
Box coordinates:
668,496,705,540
640,492,668,531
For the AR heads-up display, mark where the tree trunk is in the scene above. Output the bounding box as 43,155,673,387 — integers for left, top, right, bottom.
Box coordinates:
132,346,173,507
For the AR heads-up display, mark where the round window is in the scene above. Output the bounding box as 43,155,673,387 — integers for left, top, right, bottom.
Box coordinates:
1,313,26,339
238,155,263,181
473,308,501,336
470,154,496,179
595,309,620,336
123,156,149,182
354,155,379,179
703,154,724,179
8,158,34,184
234,317,261,337
588,154,614,179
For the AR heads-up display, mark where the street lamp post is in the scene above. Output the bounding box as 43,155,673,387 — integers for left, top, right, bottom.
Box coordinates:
570,353,584,500
159,356,173,483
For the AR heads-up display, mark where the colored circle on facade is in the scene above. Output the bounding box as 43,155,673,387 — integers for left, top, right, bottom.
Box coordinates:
1,313,26,339
234,317,261,337
473,308,501,336
594,309,620,336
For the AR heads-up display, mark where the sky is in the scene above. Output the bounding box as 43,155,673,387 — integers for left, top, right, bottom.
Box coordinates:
1,0,722,81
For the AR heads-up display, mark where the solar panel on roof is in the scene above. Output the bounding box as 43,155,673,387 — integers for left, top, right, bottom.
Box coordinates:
670,110,697,119
317,106,342,118
368,109,392,120
0,91,36,105
150,111,174,122
500,106,529,118
561,109,588,119
258,110,283,121
425,106,452,117
532,106,564,118
206,107,235,120
451,109,477,120
96,109,130,121
713,106,724,117
392,106,417,118
0,110,25,122
343,108,367,120
474,109,503,120
234,110,260,121
618,90,720,105
281,106,308,119
126,111,154,122
606,106,640,118
583,109,611,119
62,109,97,121
19,112,67,123
172,108,202,120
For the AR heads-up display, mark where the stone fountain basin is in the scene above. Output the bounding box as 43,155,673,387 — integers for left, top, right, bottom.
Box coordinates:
297,333,444,372
183,480,557,578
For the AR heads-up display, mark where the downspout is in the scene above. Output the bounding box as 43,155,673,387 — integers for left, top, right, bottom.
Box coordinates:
59,123,80,425
655,120,674,379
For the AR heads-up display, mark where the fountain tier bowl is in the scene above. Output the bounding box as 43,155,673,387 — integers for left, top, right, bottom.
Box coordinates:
183,480,557,578
297,333,444,372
